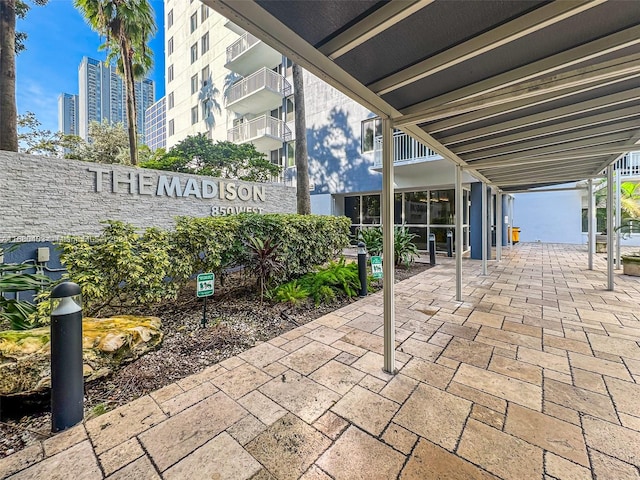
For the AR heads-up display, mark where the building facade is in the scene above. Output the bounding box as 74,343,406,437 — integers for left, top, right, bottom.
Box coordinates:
57,93,79,136
59,57,155,144
145,96,167,151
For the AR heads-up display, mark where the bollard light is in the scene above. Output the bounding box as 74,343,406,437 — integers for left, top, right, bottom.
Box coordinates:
429,233,437,266
357,241,368,297
50,282,84,433
446,230,453,257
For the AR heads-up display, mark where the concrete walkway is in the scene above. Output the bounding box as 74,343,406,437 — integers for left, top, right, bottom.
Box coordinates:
2,243,640,479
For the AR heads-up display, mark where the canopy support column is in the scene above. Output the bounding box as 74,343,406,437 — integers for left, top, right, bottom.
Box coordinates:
607,165,614,291
587,179,595,270
455,165,463,302
616,168,621,268
496,192,503,261
481,183,488,275
381,117,395,374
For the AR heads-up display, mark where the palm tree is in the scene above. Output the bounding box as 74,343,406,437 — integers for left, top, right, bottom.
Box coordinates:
292,63,310,214
74,0,156,165
0,0,47,152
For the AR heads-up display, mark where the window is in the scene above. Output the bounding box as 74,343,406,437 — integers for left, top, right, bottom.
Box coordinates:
286,141,295,167
201,66,210,87
362,195,381,224
167,37,173,55
168,64,174,82
191,106,198,125
581,208,607,233
168,92,174,109
190,13,197,33
430,190,455,225
190,43,198,64
168,119,174,136
201,32,209,54
361,118,381,153
167,9,173,28
191,74,198,94
201,4,209,22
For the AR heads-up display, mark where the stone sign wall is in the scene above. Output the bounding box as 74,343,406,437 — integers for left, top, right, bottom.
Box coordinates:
0,152,297,240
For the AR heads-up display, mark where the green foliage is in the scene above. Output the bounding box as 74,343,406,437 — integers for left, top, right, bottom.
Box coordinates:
59,221,187,316
244,237,284,303
270,281,309,306
357,227,383,256
394,226,419,267
14,1,49,54
141,134,281,182
0,247,50,330
81,120,131,164
291,258,361,306
356,226,419,266
17,111,62,156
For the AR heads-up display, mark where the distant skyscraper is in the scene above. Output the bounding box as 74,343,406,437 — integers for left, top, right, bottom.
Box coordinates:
57,93,79,136
60,56,155,143
145,96,166,151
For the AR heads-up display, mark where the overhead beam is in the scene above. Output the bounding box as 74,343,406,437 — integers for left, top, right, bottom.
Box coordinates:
468,143,640,169
453,106,640,154
592,128,640,175
485,161,603,180
426,74,640,134
400,24,640,116
495,175,587,187
507,185,588,194
396,53,640,126
370,0,605,95
437,88,640,144
319,0,433,60
462,128,640,162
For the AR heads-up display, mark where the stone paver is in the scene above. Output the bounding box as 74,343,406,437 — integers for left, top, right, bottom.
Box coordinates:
6,244,640,480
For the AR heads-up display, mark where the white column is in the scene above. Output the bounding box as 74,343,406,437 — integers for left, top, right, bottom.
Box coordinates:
481,183,488,275
496,192,503,261
607,165,614,291
587,179,594,270
616,169,621,268
455,165,463,301
508,196,513,248
381,117,395,374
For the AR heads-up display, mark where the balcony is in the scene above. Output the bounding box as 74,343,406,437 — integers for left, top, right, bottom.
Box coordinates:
226,68,291,115
228,115,292,153
614,151,640,178
225,32,282,77
373,131,441,168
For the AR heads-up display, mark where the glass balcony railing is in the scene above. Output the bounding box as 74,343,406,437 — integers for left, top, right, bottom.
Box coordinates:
373,131,441,167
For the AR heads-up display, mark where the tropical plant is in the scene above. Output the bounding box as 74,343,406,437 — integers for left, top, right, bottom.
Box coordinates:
0,247,50,330
74,0,157,165
394,226,419,267
0,0,48,152
594,180,640,232
244,237,284,303
357,227,383,257
270,281,309,306
296,258,361,305
292,63,311,214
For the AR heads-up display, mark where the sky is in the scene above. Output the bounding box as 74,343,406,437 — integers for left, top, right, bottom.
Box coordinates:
15,0,165,133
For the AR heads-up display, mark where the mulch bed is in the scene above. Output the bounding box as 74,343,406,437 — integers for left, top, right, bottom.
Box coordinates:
0,261,431,458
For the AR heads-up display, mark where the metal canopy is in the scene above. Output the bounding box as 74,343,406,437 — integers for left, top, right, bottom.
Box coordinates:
204,0,640,191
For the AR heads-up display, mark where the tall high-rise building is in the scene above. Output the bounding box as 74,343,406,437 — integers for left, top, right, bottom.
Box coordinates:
57,93,79,136
59,57,155,144
145,96,167,151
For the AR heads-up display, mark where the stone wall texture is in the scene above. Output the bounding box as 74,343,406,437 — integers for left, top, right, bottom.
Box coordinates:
0,152,297,240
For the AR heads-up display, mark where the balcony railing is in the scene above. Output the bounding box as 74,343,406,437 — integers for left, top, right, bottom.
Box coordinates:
226,67,291,106
373,131,440,167
227,115,292,144
614,151,640,177
226,32,260,64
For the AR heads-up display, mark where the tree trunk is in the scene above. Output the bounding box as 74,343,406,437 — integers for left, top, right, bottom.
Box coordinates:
120,40,138,165
0,0,18,152
292,63,310,215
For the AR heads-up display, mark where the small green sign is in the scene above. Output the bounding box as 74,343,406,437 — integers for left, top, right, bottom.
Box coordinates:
370,256,383,279
197,273,215,297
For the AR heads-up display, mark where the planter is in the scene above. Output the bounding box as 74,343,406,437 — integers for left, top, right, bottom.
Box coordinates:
622,255,640,276
595,234,607,253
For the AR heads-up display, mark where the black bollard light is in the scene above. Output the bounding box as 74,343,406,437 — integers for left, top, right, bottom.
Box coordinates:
446,230,453,257
429,233,437,266
50,282,84,433
357,241,368,297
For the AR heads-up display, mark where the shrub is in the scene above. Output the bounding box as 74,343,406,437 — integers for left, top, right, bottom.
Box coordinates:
269,281,309,306
296,258,362,305
357,227,383,256
244,236,284,303
356,225,419,266
58,221,188,316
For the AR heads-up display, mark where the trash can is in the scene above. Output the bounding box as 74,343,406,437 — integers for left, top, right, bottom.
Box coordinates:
512,227,520,244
